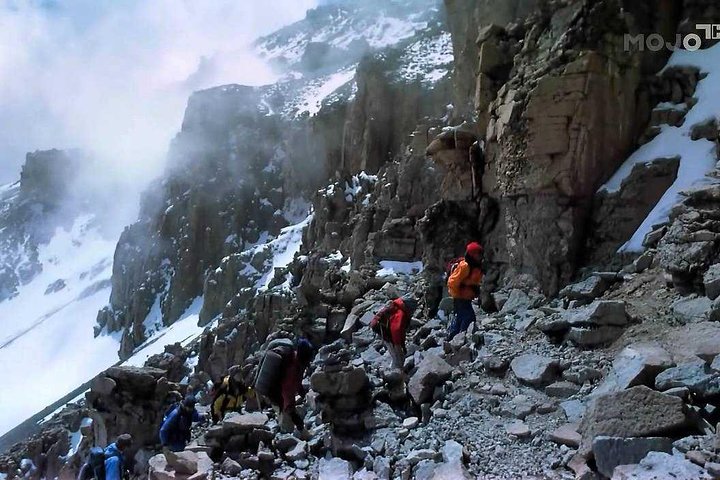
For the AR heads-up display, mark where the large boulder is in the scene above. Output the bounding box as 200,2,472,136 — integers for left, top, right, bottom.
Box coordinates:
672,297,713,323
510,354,559,387
664,322,720,362
654,361,720,398
430,440,472,480
408,354,453,404
579,386,688,455
704,264,720,300
612,451,712,479
560,275,608,301
318,457,353,480
593,342,674,396
105,366,166,397
592,436,673,478
222,412,269,436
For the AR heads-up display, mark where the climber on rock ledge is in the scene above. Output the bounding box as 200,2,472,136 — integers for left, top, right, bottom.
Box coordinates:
447,241,484,339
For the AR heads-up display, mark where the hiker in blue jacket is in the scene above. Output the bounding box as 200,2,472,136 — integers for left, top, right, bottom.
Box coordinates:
104,434,132,480
159,395,205,452
77,434,132,480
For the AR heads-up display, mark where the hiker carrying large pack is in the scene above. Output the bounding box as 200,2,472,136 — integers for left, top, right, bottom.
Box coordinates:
77,434,132,480
370,295,418,369
211,365,254,423
159,395,204,452
447,241,484,339
254,337,314,436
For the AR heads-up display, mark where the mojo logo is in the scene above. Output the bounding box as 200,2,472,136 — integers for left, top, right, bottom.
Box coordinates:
624,24,720,52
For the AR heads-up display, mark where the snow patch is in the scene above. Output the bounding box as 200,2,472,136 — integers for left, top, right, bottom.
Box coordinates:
377,260,424,276
125,297,206,367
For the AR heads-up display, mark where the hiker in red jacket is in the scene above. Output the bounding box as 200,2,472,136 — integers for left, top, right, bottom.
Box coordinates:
370,295,418,369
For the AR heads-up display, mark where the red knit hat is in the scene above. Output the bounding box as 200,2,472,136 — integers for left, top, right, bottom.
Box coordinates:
466,241,483,258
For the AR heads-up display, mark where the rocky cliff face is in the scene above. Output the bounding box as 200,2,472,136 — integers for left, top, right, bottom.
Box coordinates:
440,0,719,295
0,149,99,302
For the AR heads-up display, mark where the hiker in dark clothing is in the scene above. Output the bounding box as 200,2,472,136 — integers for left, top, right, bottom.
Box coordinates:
370,295,418,369
447,242,484,339
255,338,314,437
77,434,132,480
159,395,204,452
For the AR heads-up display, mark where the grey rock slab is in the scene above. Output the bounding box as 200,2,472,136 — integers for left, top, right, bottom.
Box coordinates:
506,421,531,438
655,360,720,397
510,354,559,387
665,322,720,362
593,342,674,396
565,300,628,327
579,386,688,455
567,325,625,347
223,412,269,435
318,458,352,480
592,436,673,478
545,381,581,398
612,451,712,480
549,423,581,448
672,296,713,323
705,264,720,300
560,399,586,423
408,354,452,404
560,276,607,301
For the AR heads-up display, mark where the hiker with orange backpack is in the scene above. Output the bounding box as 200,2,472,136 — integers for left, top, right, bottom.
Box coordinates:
447,242,484,339
370,295,418,370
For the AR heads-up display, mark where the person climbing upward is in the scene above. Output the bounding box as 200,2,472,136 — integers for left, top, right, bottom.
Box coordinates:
447,241,484,339
210,365,254,423
370,294,418,370
77,434,132,480
159,395,205,452
254,337,314,438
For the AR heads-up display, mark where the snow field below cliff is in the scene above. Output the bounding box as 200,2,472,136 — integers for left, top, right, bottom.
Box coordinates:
125,296,206,367
601,43,720,252
0,215,118,436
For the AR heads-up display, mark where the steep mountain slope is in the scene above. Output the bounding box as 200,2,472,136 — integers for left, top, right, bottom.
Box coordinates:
4,1,720,479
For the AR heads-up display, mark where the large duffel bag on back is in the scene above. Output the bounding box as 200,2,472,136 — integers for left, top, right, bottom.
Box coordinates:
254,338,294,397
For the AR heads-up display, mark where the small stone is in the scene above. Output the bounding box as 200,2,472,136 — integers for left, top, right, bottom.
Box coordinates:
686,450,708,466
402,417,419,429
490,384,508,395
536,402,557,414
549,424,581,448
506,421,531,438
510,354,559,387
221,458,242,476
545,381,581,398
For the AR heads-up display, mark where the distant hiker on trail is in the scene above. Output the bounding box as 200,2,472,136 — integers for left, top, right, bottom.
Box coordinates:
77,434,132,480
254,337,314,438
159,395,205,452
447,241,484,339
370,295,418,370
210,365,254,423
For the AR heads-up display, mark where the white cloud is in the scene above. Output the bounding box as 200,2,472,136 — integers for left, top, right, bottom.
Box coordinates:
0,0,318,186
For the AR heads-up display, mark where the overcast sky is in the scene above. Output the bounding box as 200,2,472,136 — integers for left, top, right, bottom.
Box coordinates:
0,0,318,185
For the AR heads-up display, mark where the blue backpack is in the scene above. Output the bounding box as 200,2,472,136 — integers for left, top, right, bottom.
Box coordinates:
82,447,117,480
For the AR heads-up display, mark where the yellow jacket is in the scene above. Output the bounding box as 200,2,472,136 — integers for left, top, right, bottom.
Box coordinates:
447,260,483,300
211,377,254,422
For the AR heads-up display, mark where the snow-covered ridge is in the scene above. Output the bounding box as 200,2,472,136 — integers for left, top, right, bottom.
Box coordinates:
601,43,720,252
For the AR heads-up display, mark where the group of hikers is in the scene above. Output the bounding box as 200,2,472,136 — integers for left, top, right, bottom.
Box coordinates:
79,241,485,480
